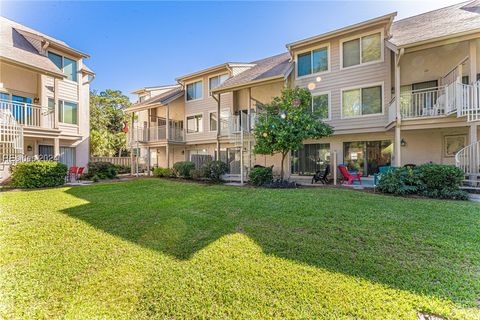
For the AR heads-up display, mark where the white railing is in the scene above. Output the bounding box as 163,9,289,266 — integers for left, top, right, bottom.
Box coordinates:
400,86,446,119
0,99,54,129
220,112,257,136
0,109,24,164
90,156,131,166
128,123,185,144
455,141,480,188
387,98,396,124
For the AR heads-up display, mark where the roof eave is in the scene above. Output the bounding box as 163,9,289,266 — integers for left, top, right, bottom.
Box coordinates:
286,12,397,52
0,56,65,79
212,75,284,94
395,28,480,50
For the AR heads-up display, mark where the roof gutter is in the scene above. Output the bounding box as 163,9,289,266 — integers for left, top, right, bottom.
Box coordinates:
212,75,284,94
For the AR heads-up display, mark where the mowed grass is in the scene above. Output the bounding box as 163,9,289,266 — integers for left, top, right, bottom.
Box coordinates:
1,179,479,319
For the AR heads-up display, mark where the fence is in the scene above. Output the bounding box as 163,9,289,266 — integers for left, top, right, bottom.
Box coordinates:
90,156,131,167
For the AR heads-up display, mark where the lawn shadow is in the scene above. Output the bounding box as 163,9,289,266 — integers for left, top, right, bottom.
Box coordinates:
62,180,480,307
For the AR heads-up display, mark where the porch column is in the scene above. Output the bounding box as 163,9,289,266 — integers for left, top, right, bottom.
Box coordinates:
37,74,44,128
394,53,402,167
147,146,151,176
216,93,221,160
166,145,170,168
54,138,60,160
53,78,59,129
469,40,477,84
166,103,170,141
470,123,478,145
130,112,135,175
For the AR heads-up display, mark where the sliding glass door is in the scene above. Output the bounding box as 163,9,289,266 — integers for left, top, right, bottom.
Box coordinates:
291,143,330,175
343,140,392,176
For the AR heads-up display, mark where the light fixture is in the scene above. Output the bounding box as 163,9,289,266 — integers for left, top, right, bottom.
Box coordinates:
307,82,316,90
316,76,322,82
33,97,40,104
401,138,407,147
27,145,33,151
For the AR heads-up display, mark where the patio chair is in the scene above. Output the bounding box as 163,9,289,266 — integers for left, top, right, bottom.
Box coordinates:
338,165,362,186
312,165,330,184
67,166,78,182
373,165,397,186
76,167,85,180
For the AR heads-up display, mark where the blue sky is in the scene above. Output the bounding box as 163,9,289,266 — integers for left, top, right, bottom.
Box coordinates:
2,1,462,100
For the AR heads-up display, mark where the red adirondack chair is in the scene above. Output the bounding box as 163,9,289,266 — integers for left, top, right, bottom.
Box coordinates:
68,166,78,182
338,165,362,185
76,167,85,180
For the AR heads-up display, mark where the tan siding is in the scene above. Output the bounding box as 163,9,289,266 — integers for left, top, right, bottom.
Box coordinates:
231,66,252,76
58,80,78,102
293,25,392,133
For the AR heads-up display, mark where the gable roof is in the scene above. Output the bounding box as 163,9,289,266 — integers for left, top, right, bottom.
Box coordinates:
390,1,480,47
176,62,255,83
127,86,184,112
212,53,292,93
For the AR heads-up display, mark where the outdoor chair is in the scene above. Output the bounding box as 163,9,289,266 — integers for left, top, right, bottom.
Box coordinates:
312,165,330,184
67,166,78,182
338,165,362,186
76,167,85,180
373,165,397,186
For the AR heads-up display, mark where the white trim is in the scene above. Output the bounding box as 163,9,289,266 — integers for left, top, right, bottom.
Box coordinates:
295,43,331,80
185,113,204,134
207,73,229,95
208,111,218,132
185,80,203,102
340,29,384,70
311,91,331,121
58,98,79,125
340,81,384,119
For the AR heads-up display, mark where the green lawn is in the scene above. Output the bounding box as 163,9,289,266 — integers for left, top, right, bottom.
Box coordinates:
1,179,479,319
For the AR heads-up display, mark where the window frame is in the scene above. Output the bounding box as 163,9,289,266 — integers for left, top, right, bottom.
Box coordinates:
47,50,78,82
311,91,331,121
58,98,79,125
208,111,218,132
185,80,204,102
340,29,384,70
295,43,331,79
341,82,384,119
185,113,204,134
207,73,229,94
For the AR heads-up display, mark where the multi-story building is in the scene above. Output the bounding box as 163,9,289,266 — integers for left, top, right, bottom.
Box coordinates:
0,17,94,181
128,2,480,188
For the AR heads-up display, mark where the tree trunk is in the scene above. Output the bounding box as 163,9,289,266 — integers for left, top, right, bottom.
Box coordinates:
280,152,287,181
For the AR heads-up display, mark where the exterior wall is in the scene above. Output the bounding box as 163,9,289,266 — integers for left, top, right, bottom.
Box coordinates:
292,24,392,133
183,69,233,143
0,62,38,97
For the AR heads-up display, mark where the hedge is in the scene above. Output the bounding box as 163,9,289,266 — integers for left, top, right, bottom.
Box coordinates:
84,162,118,180
11,161,67,188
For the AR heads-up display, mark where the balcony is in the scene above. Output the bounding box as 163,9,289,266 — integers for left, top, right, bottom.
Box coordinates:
394,82,480,122
220,113,257,136
0,99,55,129
128,123,185,145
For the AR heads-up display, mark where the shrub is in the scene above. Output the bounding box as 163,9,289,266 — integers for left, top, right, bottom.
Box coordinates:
85,161,118,180
377,164,468,200
11,160,67,188
249,166,273,186
190,168,205,180
173,161,195,178
203,161,228,182
153,167,173,178
114,164,131,174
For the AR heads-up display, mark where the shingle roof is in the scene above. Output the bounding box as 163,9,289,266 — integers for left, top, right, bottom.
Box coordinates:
390,1,480,47
129,86,184,111
0,17,65,76
213,52,292,92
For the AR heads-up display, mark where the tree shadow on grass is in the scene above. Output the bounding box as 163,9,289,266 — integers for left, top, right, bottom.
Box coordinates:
62,179,480,307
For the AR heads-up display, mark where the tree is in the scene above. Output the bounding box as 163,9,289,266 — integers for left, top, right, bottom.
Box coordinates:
253,87,333,180
89,89,131,157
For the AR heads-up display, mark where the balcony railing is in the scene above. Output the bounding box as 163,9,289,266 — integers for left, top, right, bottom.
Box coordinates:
128,123,185,144
400,87,446,119
220,113,257,136
0,99,55,129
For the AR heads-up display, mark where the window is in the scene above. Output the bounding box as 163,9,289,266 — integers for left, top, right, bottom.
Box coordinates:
342,32,381,68
342,85,382,117
59,147,76,168
312,93,329,119
209,112,217,131
297,46,329,77
186,81,203,101
209,74,229,92
58,100,78,124
47,51,77,81
186,114,203,133
291,143,330,175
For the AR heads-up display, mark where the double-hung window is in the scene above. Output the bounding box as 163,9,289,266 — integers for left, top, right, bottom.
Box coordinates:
209,112,217,131
186,81,203,101
311,93,329,120
186,114,203,133
297,46,329,77
47,52,77,81
342,85,382,117
208,74,229,92
342,32,382,68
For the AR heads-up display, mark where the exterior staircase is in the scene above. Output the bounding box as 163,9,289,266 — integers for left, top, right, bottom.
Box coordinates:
0,108,24,183
456,141,480,191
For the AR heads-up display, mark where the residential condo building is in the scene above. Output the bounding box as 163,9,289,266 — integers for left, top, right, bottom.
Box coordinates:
128,2,480,188
0,17,94,181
